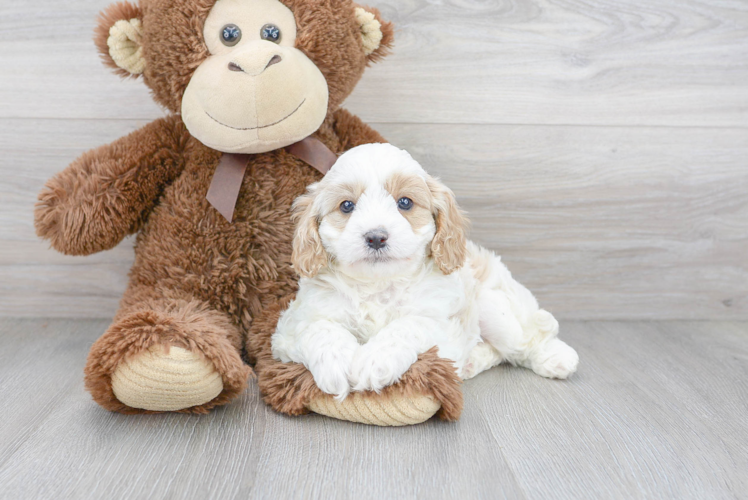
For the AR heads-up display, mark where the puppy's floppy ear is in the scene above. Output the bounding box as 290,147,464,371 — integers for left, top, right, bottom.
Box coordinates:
291,186,328,278
94,1,145,77
427,176,469,274
354,5,395,63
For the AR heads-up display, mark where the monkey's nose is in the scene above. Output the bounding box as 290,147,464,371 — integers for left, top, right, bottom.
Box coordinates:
227,54,282,74
264,54,282,70
364,230,388,250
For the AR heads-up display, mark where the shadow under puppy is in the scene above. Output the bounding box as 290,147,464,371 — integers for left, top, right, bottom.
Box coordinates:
272,143,579,400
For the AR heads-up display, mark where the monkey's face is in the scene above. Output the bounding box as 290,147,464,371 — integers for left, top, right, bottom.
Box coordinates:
181,0,328,153
94,0,393,154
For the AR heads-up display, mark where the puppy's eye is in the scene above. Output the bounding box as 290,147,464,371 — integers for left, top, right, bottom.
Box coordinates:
261,24,282,43
340,200,355,214
221,24,242,46
397,197,413,211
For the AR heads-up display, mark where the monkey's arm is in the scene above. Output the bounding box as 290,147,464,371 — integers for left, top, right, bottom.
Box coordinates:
35,115,189,256
332,108,387,151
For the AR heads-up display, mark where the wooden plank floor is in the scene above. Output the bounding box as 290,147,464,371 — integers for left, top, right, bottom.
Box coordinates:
1,318,746,500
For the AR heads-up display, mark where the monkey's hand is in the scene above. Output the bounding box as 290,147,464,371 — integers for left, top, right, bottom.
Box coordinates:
35,116,188,255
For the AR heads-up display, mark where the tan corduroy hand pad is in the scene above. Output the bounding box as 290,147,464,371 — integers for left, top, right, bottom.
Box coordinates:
307,392,441,426
108,19,145,75
354,8,383,56
111,345,223,411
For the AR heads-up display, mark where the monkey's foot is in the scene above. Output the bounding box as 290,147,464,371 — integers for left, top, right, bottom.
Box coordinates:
85,298,251,414
252,304,463,425
111,345,224,412
307,392,441,426
304,347,464,426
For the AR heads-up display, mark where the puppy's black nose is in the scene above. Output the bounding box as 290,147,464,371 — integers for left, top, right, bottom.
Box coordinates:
364,230,388,250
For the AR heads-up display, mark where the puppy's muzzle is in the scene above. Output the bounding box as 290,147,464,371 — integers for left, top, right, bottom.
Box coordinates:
364,229,388,250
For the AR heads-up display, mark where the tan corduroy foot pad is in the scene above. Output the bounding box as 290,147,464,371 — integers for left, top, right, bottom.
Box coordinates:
307,392,441,426
111,345,224,411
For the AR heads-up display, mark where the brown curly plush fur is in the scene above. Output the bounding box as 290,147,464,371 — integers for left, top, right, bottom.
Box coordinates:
36,0,463,420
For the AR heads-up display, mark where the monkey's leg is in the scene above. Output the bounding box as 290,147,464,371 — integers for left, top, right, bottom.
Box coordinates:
249,302,463,426
84,286,251,413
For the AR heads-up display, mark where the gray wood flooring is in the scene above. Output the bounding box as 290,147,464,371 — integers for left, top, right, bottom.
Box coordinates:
1,318,746,500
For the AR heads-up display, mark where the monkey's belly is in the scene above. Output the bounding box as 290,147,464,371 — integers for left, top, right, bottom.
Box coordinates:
127,161,317,326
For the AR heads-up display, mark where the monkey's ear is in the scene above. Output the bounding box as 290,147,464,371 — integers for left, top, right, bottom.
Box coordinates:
354,6,394,63
94,1,145,77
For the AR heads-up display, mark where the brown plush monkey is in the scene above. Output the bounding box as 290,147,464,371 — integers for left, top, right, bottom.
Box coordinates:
34,0,463,425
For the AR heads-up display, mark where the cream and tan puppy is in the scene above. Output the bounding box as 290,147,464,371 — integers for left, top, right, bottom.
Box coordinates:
271,144,579,399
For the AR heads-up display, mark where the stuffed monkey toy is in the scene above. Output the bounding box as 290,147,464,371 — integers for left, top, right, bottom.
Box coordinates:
35,0,463,425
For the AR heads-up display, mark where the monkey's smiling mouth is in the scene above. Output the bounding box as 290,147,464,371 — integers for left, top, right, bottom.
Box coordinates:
205,98,306,131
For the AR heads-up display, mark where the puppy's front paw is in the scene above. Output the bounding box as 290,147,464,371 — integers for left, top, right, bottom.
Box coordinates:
349,343,419,393
309,350,355,400
531,338,579,379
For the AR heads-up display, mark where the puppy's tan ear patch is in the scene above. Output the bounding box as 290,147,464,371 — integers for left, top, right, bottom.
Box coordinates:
94,1,145,77
354,5,394,63
291,189,328,278
427,176,469,274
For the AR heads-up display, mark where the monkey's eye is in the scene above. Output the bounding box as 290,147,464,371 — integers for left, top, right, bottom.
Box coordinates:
340,200,355,214
221,24,242,46
261,24,281,43
397,197,413,210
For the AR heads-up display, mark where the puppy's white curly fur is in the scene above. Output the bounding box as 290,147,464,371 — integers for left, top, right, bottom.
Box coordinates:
272,144,578,398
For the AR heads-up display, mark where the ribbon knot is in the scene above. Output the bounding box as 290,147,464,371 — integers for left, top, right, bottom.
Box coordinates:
206,136,338,222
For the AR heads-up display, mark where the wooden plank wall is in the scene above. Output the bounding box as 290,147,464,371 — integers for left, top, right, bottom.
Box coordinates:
1,0,746,320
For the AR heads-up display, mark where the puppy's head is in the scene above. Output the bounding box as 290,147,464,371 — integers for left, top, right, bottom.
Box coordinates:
292,143,468,279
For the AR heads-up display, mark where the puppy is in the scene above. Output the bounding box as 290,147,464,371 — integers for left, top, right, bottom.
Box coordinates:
272,143,579,399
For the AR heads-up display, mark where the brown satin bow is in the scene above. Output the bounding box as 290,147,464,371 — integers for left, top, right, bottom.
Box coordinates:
206,136,337,222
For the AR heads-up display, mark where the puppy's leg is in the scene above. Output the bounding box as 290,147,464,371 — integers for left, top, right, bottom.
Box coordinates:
478,290,577,378
473,248,578,379
349,317,436,393
462,341,503,380
272,320,359,400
